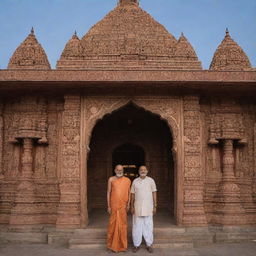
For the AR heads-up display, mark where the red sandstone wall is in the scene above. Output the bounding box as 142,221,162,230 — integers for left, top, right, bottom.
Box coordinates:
202,98,256,225
0,94,255,228
0,96,63,225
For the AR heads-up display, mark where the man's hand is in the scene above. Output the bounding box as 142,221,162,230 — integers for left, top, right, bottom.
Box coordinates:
153,206,157,215
130,206,135,215
126,205,130,213
108,206,111,215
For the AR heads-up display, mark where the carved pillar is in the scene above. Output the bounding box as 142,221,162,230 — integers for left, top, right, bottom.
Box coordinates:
0,103,3,179
214,139,246,225
56,95,81,228
182,96,207,226
9,138,37,226
9,96,49,227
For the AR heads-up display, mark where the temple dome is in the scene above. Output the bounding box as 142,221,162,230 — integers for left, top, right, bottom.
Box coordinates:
210,29,251,71
174,33,201,62
58,32,83,61
8,28,51,70
81,0,177,57
57,0,202,70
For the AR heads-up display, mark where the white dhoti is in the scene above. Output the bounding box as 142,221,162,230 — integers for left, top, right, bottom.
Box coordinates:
132,215,153,247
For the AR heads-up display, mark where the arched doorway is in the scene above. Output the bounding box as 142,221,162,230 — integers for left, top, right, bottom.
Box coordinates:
87,103,175,222
112,143,145,181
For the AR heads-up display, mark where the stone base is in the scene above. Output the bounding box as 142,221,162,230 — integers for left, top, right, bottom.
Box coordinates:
0,225,255,249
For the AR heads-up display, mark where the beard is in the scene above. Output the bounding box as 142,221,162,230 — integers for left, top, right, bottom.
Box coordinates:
116,173,123,178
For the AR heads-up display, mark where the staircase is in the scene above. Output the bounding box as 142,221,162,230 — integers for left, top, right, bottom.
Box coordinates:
68,226,214,249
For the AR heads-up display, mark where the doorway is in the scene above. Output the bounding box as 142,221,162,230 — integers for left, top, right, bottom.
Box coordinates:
87,103,175,222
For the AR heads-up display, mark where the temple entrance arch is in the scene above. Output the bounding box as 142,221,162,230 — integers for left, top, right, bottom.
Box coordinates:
86,101,177,224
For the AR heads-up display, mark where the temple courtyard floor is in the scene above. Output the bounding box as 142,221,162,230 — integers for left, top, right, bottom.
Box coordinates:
0,242,256,256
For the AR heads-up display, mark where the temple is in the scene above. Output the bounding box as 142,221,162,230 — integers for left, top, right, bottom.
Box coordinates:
0,0,255,248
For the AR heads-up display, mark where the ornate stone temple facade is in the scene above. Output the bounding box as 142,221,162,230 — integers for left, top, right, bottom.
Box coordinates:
0,0,255,235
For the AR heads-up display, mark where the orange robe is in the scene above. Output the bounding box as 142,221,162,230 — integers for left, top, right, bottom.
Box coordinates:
107,176,131,252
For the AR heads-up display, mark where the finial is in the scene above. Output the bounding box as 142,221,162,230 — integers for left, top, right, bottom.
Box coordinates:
225,28,230,36
181,32,184,37
72,30,79,39
31,27,34,35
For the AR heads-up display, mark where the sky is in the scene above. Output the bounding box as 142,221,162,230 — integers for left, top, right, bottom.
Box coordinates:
0,0,255,70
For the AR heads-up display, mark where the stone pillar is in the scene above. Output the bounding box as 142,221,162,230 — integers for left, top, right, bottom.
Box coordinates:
56,95,81,228
214,139,246,225
182,96,207,226
9,138,37,226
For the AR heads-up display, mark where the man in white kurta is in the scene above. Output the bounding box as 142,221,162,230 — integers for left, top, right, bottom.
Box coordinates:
130,166,157,253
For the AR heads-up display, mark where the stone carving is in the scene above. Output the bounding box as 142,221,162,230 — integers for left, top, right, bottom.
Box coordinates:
84,98,180,152
56,95,81,228
209,113,246,144
182,96,207,226
213,140,247,225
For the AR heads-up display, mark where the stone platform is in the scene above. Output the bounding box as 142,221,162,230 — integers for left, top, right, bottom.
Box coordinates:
1,210,256,250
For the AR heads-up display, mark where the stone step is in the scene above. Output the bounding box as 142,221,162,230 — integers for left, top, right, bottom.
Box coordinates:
47,231,74,245
69,238,194,250
68,228,206,250
214,232,256,243
0,232,48,244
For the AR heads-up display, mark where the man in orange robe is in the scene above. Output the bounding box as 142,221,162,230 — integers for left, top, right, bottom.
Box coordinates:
107,165,131,252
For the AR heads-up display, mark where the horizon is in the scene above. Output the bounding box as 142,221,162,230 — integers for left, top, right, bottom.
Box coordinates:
0,0,255,69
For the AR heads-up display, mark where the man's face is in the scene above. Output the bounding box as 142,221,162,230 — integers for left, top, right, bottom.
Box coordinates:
139,166,148,177
115,165,124,177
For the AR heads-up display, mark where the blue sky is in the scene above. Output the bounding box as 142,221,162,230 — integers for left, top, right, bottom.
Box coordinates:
0,0,255,69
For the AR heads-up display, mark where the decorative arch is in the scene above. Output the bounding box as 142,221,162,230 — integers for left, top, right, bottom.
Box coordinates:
80,96,183,227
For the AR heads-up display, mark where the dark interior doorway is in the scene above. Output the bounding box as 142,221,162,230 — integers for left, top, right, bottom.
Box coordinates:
112,143,145,182
87,103,174,219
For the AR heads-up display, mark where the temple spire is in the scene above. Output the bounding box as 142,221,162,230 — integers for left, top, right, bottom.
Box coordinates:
118,0,139,6
225,28,230,37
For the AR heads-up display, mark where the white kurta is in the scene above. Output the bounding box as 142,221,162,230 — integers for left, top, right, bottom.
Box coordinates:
130,176,157,217
131,176,157,247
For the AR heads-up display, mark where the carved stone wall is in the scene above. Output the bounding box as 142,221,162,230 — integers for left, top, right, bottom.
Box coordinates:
0,96,62,226
204,98,256,225
0,94,255,228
